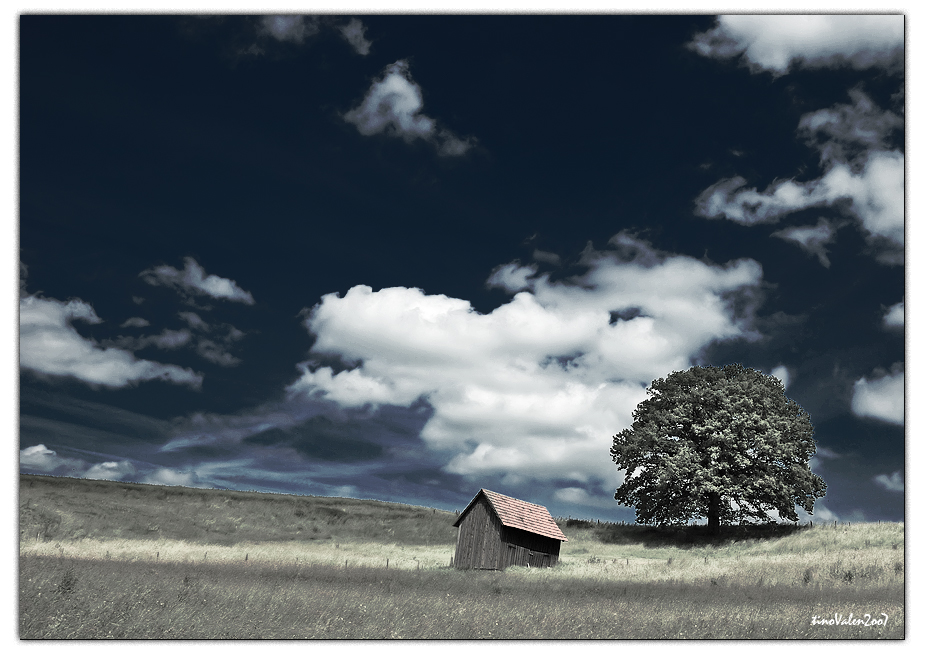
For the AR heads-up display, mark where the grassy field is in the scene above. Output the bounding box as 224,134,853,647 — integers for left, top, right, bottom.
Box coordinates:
19,474,905,639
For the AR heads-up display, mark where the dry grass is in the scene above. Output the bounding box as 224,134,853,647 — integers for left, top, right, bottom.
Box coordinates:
18,475,905,639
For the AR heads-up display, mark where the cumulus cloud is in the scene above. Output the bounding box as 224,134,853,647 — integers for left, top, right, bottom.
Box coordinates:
696,91,904,265
84,460,137,481
344,60,474,156
20,295,203,388
883,301,904,328
689,15,904,74
20,444,86,475
338,18,371,55
872,471,904,492
286,233,763,491
771,219,840,268
851,365,904,425
140,257,255,305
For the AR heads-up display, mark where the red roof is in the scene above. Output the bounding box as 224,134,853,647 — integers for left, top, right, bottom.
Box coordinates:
454,489,568,542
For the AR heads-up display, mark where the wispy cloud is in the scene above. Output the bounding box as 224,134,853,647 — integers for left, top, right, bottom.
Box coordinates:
344,60,475,156
798,88,903,164
771,218,841,268
108,320,244,367
258,15,320,44
20,294,203,389
119,317,150,328
689,15,903,75
106,328,193,352
532,249,562,267
695,91,904,266
178,311,210,331
140,257,255,305
872,470,904,493
338,18,371,55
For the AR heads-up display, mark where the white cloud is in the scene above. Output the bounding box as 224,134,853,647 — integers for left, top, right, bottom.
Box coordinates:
20,295,203,389
258,15,319,44
344,60,474,156
851,365,904,425
873,470,904,493
20,444,85,474
770,365,790,389
140,257,255,305
696,87,904,267
771,219,840,268
338,18,371,55
142,468,202,487
287,233,763,489
883,301,904,328
689,15,903,74
84,460,137,481
696,152,903,243
120,317,150,328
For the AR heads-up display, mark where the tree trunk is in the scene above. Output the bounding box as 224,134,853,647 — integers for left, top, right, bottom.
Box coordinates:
707,492,720,534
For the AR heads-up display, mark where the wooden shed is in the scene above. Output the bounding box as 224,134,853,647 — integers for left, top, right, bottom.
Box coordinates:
452,489,568,570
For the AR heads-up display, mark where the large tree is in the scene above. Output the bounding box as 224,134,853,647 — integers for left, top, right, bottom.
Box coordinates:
611,364,826,532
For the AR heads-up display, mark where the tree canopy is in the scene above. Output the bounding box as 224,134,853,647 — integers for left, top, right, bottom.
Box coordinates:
610,364,826,531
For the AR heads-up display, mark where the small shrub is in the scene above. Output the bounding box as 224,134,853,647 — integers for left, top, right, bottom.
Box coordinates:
802,568,814,585
56,567,78,595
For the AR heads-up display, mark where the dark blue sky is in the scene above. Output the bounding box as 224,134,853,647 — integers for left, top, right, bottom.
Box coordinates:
18,14,905,522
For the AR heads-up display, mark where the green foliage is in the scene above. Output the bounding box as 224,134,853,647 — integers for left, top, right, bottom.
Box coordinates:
611,364,827,528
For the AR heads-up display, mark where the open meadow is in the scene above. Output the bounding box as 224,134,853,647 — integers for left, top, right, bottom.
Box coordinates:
19,474,904,639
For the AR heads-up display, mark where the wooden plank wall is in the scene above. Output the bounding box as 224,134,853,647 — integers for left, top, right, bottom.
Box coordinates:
454,496,504,569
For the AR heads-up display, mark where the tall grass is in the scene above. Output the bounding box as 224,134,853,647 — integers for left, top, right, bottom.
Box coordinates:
20,553,903,639
19,474,904,639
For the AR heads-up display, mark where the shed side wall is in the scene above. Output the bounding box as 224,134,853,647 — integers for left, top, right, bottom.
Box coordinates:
502,526,561,567
454,496,504,569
